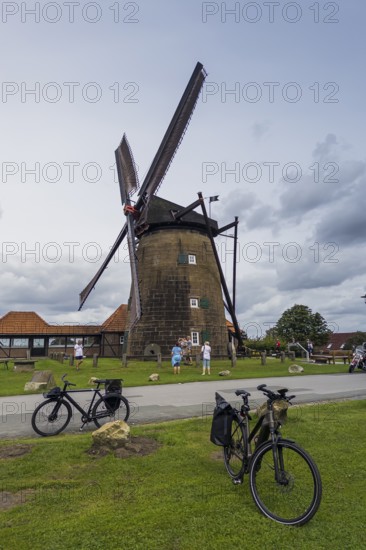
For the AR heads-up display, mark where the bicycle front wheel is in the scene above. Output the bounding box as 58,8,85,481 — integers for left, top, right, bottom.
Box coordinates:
249,439,322,526
92,394,130,428
31,398,72,436
223,415,247,480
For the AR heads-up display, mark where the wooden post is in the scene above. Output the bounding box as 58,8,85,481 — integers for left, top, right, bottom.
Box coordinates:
157,353,162,368
195,353,200,368
93,354,98,368
261,352,266,365
231,354,237,369
280,351,285,363
69,355,74,366
122,354,127,368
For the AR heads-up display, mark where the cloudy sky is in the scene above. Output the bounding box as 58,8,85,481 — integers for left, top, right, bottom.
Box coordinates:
1,0,365,337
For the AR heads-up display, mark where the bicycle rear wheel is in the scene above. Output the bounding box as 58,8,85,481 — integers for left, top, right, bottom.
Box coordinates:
223,415,247,480
92,394,130,428
249,439,322,526
31,398,72,436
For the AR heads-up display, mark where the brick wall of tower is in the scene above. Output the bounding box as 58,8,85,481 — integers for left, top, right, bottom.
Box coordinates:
126,228,228,357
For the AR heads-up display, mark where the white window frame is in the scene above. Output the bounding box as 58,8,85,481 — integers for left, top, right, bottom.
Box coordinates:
190,298,199,308
120,335,124,345
191,331,200,345
188,254,196,265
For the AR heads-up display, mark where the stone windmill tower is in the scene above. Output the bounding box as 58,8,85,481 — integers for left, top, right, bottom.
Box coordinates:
79,62,242,357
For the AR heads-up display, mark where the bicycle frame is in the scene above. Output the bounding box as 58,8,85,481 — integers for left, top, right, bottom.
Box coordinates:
56,388,104,422
234,397,284,474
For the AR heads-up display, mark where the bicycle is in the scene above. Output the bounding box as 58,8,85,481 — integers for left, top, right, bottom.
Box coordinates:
31,374,130,436
211,384,322,526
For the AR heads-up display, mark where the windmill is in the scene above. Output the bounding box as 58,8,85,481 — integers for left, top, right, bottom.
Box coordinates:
79,62,243,357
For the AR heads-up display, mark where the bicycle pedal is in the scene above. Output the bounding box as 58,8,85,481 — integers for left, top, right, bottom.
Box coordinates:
232,478,242,485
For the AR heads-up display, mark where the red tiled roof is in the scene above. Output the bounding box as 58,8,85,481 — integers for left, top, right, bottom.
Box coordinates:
0,312,49,334
0,305,128,336
102,304,128,332
326,332,360,350
0,311,100,335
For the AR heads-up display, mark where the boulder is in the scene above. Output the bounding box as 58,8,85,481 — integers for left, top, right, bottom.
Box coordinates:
24,381,47,391
92,420,130,450
219,370,231,376
24,370,56,392
149,373,160,382
288,364,304,373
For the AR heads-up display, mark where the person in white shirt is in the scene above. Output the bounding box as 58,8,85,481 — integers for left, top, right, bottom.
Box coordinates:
74,339,84,370
201,341,211,375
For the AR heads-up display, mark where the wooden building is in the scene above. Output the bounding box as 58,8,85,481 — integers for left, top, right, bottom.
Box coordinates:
0,306,128,359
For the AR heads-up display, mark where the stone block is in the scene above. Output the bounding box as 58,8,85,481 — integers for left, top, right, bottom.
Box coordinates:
92,420,130,450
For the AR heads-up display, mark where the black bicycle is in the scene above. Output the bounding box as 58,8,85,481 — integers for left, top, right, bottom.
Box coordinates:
211,384,322,526
31,374,130,436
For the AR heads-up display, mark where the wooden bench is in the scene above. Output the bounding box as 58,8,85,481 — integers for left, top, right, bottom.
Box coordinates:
335,355,350,365
311,355,333,364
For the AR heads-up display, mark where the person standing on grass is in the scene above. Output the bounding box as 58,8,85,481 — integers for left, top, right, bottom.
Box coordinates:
171,341,182,374
201,341,211,375
74,339,84,371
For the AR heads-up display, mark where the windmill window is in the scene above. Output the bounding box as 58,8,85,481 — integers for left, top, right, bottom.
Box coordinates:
178,254,188,265
190,298,199,308
120,335,124,345
199,297,210,309
188,255,196,265
191,331,200,345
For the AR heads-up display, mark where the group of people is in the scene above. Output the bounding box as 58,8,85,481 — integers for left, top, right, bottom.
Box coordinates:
171,338,211,375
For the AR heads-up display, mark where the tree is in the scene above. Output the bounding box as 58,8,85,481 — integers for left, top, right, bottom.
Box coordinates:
343,332,366,350
275,304,332,346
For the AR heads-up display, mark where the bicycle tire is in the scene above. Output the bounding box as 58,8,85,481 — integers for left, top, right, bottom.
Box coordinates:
249,439,322,526
92,394,130,428
223,415,247,480
31,398,72,437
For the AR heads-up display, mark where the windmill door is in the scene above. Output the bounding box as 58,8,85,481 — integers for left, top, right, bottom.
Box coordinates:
31,337,46,357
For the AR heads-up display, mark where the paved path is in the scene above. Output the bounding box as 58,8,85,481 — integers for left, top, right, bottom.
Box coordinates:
1,373,366,438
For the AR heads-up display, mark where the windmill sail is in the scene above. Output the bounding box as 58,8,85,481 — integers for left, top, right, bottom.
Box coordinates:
137,62,207,207
79,61,207,310
115,134,139,203
115,137,142,326
79,224,128,309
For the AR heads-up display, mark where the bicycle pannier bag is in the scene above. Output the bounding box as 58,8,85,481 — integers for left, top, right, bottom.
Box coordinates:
104,379,122,412
210,392,233,446
105,379,122,394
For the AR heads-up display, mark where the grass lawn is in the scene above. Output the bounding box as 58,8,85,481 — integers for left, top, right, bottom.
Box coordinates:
0,399,365,549
0,356,350,397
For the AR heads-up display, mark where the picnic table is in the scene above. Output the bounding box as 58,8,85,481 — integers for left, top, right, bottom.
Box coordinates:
13,359,38,371
311,355,333,364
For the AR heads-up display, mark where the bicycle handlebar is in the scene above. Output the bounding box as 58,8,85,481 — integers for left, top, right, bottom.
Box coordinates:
257,384,295,402
61,373,76,388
